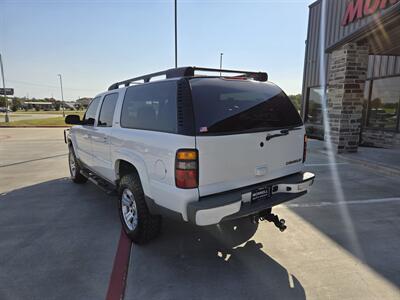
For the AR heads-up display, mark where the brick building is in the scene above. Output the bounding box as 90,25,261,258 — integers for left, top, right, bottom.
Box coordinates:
302,0,400,152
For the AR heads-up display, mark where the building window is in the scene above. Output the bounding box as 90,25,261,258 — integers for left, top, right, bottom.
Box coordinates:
367,77,400,132
307,87,325,124
361,80,371,128
305,86,326,138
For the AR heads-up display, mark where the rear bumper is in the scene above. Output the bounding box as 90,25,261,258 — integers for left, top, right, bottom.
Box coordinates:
187,172,315,226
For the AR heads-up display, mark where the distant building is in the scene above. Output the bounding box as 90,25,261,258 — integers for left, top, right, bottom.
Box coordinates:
24,101,53,107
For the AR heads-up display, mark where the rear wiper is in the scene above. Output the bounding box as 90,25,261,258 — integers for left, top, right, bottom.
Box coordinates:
266,130,289,141
265,126,302,141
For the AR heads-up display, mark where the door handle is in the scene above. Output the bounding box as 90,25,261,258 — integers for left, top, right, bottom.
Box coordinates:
92,136,108,144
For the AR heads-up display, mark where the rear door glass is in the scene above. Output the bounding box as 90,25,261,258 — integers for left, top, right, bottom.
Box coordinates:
189,78,303,135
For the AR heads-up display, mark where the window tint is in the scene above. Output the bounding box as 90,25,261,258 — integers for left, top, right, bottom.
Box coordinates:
83,97,101,126
189,78,303,135
98,93,118,127
120,81,177,132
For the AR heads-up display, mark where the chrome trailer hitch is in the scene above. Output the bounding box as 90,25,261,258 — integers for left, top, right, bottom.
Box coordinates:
251,209,287,232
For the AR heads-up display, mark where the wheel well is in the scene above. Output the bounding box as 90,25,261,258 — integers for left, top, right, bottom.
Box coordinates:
117,160,139,180
67,139,74,152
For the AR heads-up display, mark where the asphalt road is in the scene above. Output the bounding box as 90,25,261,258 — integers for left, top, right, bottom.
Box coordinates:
0,128,399,300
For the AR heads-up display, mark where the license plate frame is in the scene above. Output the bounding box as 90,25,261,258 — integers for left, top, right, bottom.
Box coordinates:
251,185,272,203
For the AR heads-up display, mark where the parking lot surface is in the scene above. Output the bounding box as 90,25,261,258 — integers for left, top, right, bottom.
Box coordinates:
0,128,399,300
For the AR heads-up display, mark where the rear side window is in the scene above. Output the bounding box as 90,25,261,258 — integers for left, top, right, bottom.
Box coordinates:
190,78,303,135
98,93,118,127
120,81,177,133
83,96,101,126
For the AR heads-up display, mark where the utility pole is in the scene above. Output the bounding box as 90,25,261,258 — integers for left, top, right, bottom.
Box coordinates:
0,54,9,123
174,0,178,68
57,74,65,117
219,52,224,76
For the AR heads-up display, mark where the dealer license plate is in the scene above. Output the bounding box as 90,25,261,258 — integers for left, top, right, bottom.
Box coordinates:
251,186,272,203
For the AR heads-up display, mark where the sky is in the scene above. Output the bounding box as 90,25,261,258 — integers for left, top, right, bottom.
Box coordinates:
0,0,315,101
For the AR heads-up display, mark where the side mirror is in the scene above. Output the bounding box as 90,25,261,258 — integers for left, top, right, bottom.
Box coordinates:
65,114,82,125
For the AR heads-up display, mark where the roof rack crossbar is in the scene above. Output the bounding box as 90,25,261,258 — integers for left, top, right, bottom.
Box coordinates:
108,70,169,90
108,66,268,90
190,67,268,80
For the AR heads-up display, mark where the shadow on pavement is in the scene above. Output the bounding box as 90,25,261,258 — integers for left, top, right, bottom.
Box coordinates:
0,178,121,300
127,218,305,300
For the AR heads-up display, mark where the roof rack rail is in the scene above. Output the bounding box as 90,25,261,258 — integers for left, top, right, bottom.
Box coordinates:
108,66,268,90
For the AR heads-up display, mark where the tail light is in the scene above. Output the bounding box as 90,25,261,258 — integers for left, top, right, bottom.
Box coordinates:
175,149,198,189
303,135,308,163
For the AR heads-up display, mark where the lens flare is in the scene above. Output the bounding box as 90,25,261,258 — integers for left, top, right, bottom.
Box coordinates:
318,0,364,261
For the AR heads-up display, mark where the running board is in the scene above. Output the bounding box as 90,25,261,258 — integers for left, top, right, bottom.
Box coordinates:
80,169,117,195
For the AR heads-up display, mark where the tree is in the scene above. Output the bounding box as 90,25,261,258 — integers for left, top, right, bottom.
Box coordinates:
11,98,22,112
370,98,382,109
54,101,61,111
288,94,302,111
0,96,6,108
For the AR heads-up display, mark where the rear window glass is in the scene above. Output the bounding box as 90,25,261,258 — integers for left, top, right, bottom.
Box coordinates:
120,81,177,133
189,78,303,135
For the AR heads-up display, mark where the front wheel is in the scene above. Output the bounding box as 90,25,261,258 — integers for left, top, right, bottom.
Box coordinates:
118,174,161,244
68,147,87,184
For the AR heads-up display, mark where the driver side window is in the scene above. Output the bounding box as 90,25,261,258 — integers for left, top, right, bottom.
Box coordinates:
83,97,101,126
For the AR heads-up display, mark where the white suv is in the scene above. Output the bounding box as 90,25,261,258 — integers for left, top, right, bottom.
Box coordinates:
65,67,315,244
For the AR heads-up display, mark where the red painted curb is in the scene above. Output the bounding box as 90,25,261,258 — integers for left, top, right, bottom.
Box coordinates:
106,230,132,300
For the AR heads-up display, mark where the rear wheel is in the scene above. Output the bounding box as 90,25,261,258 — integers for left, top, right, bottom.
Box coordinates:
118,173,161,244
68,147,87,184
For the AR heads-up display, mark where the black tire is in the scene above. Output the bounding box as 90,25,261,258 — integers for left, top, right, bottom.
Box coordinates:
118,173,161,244
68,146,88,184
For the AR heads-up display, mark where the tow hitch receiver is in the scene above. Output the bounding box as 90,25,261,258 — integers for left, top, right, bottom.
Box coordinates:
251,209,287,232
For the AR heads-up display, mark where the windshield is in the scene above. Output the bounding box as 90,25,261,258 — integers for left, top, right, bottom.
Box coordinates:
189,78,303,135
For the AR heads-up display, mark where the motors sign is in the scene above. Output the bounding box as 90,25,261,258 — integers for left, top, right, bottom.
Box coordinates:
342,0,399,26
0,88,14,95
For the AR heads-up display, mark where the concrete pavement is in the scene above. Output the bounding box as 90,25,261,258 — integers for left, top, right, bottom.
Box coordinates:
0,128,69,192
0,128,399,300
